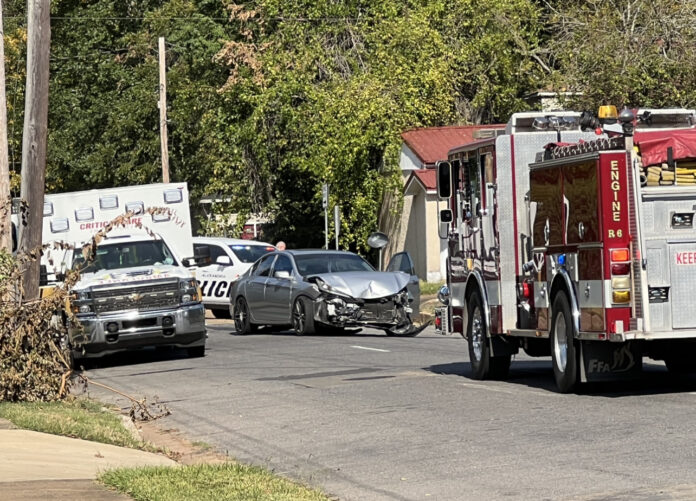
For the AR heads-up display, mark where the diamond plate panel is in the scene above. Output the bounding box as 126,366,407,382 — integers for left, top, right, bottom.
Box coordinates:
494,135,516,330
669,244,696,328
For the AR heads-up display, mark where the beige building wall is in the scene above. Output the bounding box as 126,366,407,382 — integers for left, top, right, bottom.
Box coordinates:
424,194,444,282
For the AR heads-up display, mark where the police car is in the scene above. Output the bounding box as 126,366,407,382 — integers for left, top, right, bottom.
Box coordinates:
192,237,276,318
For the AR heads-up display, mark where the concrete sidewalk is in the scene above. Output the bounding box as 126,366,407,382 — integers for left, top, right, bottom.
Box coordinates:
0,418,176,501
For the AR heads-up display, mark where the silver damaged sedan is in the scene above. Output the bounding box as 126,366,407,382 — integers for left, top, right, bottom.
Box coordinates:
229,250,424,336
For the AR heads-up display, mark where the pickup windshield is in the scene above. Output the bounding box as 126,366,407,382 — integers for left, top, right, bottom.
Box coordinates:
74,240,177,273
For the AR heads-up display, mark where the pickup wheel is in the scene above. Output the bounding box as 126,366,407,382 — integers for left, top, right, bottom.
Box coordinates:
466,292,510,380
550,292,580,393
187,346,205,358
292,297,315,335
234,297,257,335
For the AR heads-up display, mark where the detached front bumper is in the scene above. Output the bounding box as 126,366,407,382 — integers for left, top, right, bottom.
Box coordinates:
313,294,426,335
70,303,206,358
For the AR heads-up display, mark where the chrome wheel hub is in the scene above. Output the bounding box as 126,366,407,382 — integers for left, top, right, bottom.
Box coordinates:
471,307,483,361
554,313,568,372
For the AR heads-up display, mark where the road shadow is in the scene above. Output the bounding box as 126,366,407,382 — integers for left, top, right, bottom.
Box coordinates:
227,327,395,338
425,359,696,397
74,346,197,371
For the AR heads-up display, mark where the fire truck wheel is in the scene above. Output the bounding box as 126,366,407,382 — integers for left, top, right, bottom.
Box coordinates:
664,352,696,374
466,292,510,380
550,292,579,393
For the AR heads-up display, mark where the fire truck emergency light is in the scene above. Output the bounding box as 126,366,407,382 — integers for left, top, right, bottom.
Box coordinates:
598,105,619,123
532,116,577,131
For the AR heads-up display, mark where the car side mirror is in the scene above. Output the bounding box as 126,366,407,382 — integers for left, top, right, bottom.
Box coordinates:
437,161,452,199
274,270,291,279
216,255,232,266
439,209,453,223
182,257,196,267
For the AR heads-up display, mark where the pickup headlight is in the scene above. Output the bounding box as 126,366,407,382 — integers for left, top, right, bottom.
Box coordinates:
179,278,200,304
68,289,94,314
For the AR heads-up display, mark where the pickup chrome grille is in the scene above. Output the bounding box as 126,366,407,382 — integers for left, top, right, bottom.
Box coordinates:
92,280,180,314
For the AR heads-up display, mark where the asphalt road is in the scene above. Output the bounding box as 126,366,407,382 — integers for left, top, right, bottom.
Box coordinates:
84,319,696,501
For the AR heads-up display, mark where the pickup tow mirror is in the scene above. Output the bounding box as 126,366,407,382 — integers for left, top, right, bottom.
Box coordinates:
437,161,452,199
182,257,197,267
439,209,453,223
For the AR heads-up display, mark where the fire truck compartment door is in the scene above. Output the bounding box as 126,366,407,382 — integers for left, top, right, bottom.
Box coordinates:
669,242,696,328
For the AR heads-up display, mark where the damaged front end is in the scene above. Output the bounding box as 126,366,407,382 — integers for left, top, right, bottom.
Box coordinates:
310,276,426,336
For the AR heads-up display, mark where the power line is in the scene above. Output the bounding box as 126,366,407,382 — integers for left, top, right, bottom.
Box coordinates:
5,15,359,22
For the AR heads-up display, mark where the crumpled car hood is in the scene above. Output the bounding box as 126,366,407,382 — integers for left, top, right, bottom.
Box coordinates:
311,271,409,299
75,265,192,290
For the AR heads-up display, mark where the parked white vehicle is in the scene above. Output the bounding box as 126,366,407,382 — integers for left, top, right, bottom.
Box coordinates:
192,237,275,318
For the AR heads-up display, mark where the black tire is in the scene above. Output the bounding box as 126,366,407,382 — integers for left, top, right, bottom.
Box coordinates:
187,345,205,358
211,308,231,319
550,292,580,393
664,352,696,375
466,293,510,380
233,297,257,335
292,297,316,335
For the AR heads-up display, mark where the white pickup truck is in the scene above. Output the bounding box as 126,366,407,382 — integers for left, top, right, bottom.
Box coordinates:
26,182,207,362
68,233,206,361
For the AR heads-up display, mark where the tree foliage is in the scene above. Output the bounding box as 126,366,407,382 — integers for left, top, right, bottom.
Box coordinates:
545,0,696,109
5,0,696,252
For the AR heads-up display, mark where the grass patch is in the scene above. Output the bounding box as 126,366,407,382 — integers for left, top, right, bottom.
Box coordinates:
192,440,214,451
420,280,445,296
0,398,145,449
100,463,330,501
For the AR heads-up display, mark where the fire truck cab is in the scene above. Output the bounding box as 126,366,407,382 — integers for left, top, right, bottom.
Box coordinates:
435,107,696,392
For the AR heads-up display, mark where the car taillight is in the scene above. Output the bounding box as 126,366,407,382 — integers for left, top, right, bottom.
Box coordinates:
610,248,631,304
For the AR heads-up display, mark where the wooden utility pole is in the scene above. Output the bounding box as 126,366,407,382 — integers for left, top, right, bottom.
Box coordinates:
19,0,50,300
0,0,11,252
158,37,170,183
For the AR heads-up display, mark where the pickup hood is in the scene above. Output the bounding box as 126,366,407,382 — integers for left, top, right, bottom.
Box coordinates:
74,265,193,290
311,271,409,299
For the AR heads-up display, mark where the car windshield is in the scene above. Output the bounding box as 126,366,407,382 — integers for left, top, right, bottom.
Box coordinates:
229,244,275,263
73,240,177,272
294,253,374,276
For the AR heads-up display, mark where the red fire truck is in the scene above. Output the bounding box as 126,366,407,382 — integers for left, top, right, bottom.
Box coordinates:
434,107,696,392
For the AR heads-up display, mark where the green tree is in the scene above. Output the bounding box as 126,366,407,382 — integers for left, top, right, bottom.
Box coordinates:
545,0,696,109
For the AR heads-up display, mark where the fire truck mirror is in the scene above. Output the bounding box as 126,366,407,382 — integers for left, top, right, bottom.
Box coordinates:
439,209,453,223
436,161,452,199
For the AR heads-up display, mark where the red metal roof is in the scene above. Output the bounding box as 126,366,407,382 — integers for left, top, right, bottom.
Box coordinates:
401,125,505,165
409,169,437,191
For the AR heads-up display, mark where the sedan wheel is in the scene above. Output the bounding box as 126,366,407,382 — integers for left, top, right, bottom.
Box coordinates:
292,297,315,335
234,297,256,335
